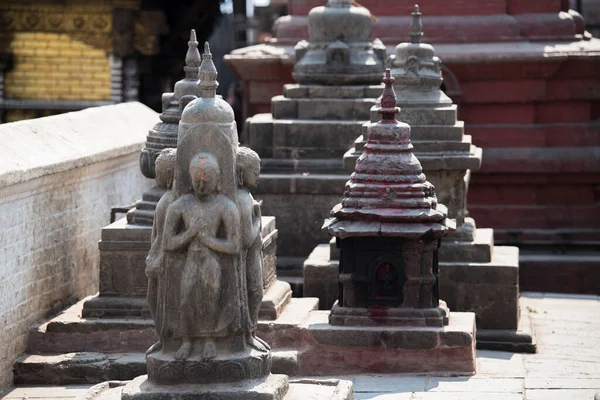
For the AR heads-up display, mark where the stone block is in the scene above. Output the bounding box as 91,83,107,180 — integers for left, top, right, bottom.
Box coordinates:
329,237,340,260
14,353,110,385
120,374,290,400
439,246,520,330
303,244,339,310
260,280,293,321
372,105,458,126
306,84,366,99
282,84,308,98
271,96,298,119
412,137,473,153
271,120,364,159
299,311,476,375
246,113,274,158
439,228,494,263
297,98,360,120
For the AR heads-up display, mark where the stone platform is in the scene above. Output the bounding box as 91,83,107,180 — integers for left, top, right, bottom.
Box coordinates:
6,292,600,400
14,296,318,385
297,311,476,376
13,298,478,384
83,377,353,400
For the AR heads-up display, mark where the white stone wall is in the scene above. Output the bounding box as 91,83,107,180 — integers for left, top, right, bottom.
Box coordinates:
0,103,157,389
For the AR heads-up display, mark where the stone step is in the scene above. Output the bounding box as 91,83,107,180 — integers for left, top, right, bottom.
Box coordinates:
13,352,145,385
245,112,275,158
354,132,471,154
439,227,494,263
283,83,383,99
361,120,465,142
344,143,482,171
272,96,376,120
28,297,318,355
519,251,600,294
13,350,300,385
132,200,156,212
477,296,537,354
439,246,520,331
370,104,458,126
272,119,365,159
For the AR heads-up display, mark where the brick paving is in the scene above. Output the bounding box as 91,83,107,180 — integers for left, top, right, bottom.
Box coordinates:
1,292,599,400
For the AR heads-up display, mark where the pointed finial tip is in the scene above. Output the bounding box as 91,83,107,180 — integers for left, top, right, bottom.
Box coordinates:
190,29,197,42
204,42,211,55
414,4,420,12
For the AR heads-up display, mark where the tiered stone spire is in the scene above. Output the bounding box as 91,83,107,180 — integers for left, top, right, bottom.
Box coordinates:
292,0,386,85
409,4,423,44
326,69,451,238
390,4,449,105
198,42,218,98
133,29,202,225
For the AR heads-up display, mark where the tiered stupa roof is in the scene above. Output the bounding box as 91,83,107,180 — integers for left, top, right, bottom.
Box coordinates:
325,69,454,238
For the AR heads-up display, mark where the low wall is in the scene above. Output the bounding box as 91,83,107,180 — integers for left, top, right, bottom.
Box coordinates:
0,103,156,389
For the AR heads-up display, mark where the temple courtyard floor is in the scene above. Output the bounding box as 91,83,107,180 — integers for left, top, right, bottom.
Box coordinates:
1,292,598,400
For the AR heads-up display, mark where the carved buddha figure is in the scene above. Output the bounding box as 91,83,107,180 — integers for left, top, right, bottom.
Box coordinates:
162,153,240,360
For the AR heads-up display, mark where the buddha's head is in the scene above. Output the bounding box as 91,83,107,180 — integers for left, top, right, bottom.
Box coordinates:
189,153,221,197
236,146,261,189
155,148,177,189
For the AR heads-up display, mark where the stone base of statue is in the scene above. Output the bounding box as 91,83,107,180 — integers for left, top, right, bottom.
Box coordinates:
120,374,289,400
145,335,271,385
82,216,291,321
294,310,476,376
83,376,354,400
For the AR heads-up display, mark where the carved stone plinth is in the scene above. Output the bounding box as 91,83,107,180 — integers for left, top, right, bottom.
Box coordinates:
146,341,271,385
296,310,476,376
122,374,289,400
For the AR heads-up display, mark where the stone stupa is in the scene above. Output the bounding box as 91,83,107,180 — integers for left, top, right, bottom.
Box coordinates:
305,5,535,352
244,0,386,272
291,70,476,376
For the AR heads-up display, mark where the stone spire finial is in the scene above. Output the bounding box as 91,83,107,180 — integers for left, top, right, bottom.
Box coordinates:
409,4,423,44
379,69,400,123
198,41,218,98
184,29,201,79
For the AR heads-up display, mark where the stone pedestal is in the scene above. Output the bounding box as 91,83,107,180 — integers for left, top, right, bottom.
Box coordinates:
297,310,476,375
83,216,291,321
84,377,354,400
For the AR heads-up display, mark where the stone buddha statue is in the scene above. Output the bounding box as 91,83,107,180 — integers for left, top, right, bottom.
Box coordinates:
144,42,272,386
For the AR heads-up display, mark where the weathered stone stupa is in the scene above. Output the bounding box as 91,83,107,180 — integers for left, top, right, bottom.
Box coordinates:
82,31,291,322
304,6,533,352
244,0,386,269
82,42,353,400
292,70,476,375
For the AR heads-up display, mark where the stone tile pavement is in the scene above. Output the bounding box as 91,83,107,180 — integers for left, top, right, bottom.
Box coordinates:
1,292,599,400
